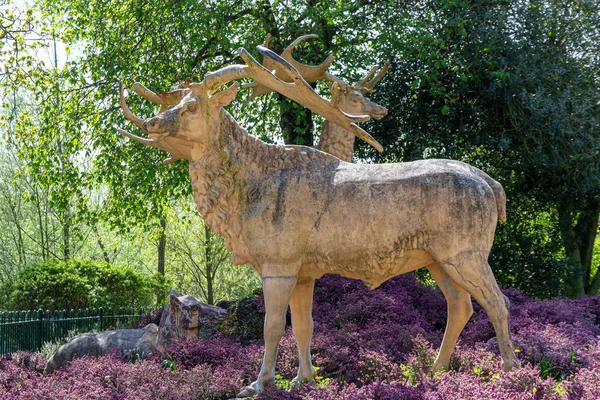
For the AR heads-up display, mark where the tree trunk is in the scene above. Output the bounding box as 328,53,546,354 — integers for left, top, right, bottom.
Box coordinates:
558,194,600,296
204,224,214,305
62,208,71,260
278,95,314,146
93,225,111,263
581,197,600,295
588,261,600,295
158,218,167,276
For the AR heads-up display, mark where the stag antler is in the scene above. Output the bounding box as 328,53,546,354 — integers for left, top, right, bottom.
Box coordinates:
243,34,335,103
354,62,390,93
118,41,383,159
240,47,383,152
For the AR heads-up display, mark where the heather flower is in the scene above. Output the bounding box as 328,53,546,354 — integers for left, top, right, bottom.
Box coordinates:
512,323,597,379
563,362,600,399
1,274,598,399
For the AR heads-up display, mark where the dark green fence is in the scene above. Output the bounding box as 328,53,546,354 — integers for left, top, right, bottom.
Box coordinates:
0,307,143,355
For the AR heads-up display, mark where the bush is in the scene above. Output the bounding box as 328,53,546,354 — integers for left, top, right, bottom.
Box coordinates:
7,259,159,311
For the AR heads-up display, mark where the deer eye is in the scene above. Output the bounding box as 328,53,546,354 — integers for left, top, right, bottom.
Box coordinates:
187,104,199,113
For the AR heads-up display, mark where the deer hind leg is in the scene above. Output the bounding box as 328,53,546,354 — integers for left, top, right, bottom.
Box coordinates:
237,273,297,398
289,277,315,383
438,252,517,372
426,262,473,371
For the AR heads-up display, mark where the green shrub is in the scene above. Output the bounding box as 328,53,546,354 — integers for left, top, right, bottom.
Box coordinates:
94,265,150,309
7,259,159,311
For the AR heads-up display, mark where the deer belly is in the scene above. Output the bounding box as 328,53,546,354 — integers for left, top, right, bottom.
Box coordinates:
304,230,434,288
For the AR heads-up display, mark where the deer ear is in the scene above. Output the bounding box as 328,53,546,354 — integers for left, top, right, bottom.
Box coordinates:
211,82,239,107
330,82,340,107
170,291,182,309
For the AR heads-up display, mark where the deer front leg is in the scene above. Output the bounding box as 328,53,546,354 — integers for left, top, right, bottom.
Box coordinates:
290,277,315,384
237,272,297,398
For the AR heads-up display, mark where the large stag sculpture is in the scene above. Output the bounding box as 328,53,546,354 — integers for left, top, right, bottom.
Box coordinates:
118,44,516,397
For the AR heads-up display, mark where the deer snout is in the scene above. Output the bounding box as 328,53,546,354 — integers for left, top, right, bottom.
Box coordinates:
371,104,388,120
143,117,161,132
143,117,169,141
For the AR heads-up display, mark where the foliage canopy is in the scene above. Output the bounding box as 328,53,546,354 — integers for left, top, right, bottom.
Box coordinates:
0,0,598,298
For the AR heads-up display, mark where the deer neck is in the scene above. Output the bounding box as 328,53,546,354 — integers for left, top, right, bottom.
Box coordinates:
188,110,254,265
319,121,356,162
187,110,340,265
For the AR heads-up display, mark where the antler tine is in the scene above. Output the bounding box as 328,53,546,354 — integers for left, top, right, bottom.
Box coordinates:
280,34,319,58
159,89,188,105
199,64,250,91
279,34,335,82
359,62,391,89
177,77,191,88
133,82,185,113
357,66,379,87
116,128,159,148
133,83,164,104
120,82,145,129
240,46,383,153
263,33,271,47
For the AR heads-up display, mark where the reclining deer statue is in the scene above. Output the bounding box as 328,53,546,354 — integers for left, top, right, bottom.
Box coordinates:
118,40,516,397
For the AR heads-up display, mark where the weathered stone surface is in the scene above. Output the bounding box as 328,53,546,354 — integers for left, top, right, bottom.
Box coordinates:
45,323,158,374
318,63,389,161
218,296,266,345
45,290,228,373
117,35,516,397
157,289,229,346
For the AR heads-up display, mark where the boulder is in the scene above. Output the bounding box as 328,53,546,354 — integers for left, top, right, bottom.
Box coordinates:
218,296,267,345
157,289,229,345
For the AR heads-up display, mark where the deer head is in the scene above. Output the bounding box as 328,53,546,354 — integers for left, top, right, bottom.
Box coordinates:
119,65,249,164
118,45,383,162
327,63,390,121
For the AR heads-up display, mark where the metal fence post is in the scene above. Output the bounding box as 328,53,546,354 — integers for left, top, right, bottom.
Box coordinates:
99,307,103,331
36,309,43,351
0,312,4,355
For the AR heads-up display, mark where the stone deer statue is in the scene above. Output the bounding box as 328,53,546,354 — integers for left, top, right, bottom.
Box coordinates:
118,44,516,397
244,34,389,161
45,290,227,374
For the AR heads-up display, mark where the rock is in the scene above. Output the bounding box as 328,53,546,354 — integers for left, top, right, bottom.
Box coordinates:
218,296,266,345
157,289,229,346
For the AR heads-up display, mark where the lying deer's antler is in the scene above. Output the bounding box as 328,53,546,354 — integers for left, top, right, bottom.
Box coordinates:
354,62,391,93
